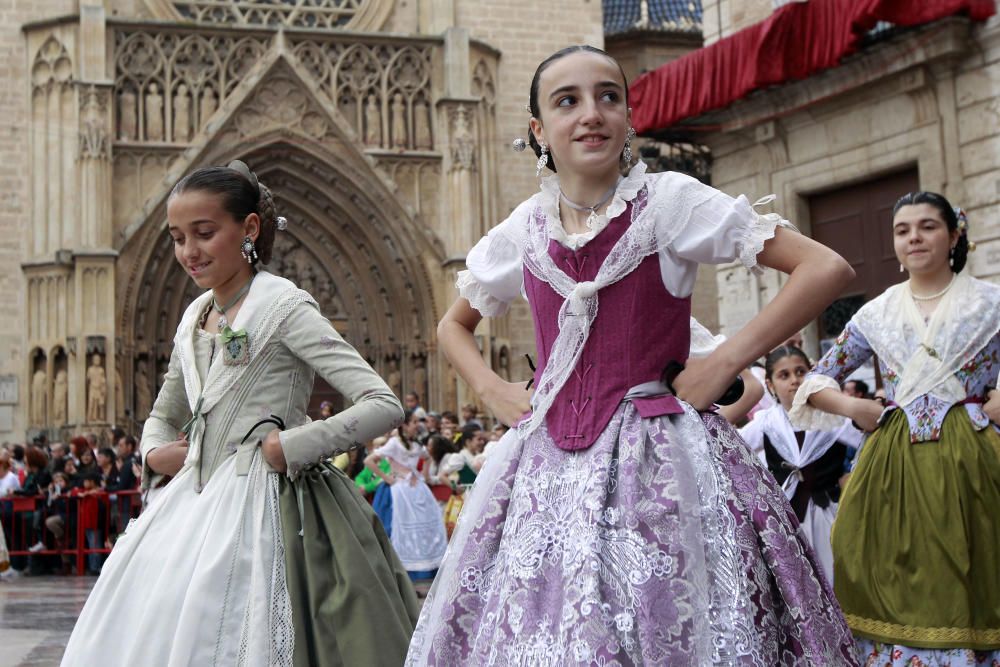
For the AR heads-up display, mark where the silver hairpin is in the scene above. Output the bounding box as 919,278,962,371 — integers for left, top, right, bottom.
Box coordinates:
512,138,527,152
276,216,288,231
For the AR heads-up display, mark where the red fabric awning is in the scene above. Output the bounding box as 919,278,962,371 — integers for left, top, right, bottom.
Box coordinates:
629,0,996,134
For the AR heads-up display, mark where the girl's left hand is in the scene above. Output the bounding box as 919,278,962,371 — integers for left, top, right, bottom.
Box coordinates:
985,389,1000,425
261,429,287,473
671,356,740,412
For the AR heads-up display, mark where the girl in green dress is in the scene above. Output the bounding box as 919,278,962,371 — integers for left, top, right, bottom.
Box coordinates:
790,192,1000,665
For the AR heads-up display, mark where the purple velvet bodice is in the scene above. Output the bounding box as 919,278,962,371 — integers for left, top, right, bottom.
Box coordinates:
524,204,691,451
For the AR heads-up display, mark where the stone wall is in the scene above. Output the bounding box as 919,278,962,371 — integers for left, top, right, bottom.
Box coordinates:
0,1,77,439
697,14,1000,346
453,0,605,388
702,0,773,45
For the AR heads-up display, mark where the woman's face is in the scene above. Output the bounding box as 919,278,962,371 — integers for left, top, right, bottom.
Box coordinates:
81,450,94,466
530,52,630,178
893,203,958,276
64,459,77,475
97,452,111,467
167,189,259,290
767,355,810,411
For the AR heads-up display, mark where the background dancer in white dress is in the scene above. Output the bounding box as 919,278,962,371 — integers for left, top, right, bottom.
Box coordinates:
365,409,448,578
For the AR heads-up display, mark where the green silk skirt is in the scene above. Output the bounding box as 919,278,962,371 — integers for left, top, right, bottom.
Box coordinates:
278,463,421,667
831,408,1000,650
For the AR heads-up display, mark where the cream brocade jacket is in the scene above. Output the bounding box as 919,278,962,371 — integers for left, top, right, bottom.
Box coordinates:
140,271,403,491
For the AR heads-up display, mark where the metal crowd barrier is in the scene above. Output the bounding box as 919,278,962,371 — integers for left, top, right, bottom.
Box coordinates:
1,490,142,576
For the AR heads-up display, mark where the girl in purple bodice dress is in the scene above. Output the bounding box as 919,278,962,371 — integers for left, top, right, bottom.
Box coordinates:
406,46,858,666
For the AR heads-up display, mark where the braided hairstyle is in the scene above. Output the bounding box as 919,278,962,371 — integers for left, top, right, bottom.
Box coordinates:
527,45,630,174
892,191,968,273
170,161,279,265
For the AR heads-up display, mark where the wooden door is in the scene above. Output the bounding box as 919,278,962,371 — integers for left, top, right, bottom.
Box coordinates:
809,168,919,339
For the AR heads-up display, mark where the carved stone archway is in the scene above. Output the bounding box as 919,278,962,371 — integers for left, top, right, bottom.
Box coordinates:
117,55,445,424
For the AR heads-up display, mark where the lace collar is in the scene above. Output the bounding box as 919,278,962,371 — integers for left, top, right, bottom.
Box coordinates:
538,161,647,249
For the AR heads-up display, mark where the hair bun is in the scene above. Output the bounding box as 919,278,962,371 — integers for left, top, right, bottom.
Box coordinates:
226,160,260,195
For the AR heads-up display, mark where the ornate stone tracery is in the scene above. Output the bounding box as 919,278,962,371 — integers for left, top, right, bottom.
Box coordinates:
114,29,270,144
291,39,434,150
18,13,503,436
173,0,368,29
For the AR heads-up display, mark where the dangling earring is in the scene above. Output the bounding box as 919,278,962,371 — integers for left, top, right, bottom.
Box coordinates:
899,263,904,273
535,143,549,177
240,236,258,264
623,127,636,165
949,247,955,267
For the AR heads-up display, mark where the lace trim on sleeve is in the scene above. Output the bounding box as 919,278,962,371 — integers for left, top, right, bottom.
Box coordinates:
787,374,846,431
457,270,510,317
738,195,789,274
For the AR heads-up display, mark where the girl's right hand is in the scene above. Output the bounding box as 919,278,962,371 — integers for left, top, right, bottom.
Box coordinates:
851,398,884,432
146,436,189,476
481,379,533,427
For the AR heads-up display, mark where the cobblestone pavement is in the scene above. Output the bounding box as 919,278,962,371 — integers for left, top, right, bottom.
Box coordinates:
0,573,431,666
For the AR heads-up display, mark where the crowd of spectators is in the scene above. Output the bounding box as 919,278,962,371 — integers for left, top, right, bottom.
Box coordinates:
339,392,507,498
0,428,142,578
0,392,501,580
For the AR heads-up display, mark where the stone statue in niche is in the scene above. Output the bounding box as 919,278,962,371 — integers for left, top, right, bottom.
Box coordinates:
451,105,475,170
299,262,316,295
79,86,108,159
443,365,458,413
86,353,107,423
364,95,381,146
414,99,432,150
145,83,164,142
52,369,67,425
31,368,47,426
317,275,334,312
199,87,217,126
386,356,402,398
498,347,512,382
391,93,407,149
115,367,126,421
134,360,153,421
173,83,191,143
411,353,428,400
119,88,137,141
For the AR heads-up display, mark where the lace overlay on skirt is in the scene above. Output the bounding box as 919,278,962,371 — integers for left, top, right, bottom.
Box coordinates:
407,404,856,666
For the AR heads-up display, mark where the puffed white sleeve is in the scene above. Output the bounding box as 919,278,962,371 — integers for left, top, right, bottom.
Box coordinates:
651,172,790,297
688,316,726,358
455,202,530,318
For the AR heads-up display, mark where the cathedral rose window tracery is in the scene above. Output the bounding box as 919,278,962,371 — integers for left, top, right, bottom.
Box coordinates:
172,0,368,29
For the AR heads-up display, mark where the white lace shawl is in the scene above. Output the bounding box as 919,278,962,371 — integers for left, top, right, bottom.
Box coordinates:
174,271,315,468
791,274,1000,430
739,405,860,501
475,165,788,440
856,273,1000,408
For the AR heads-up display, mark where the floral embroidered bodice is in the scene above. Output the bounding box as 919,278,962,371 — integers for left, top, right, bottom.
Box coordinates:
813,320,1000,442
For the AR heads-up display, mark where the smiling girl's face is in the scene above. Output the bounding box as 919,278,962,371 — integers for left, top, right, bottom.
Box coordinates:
530,51,630,178
892,203,958,277
167,189,258,291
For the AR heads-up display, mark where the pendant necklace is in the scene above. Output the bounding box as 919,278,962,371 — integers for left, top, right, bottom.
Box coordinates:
909,274,955,301
212,274,255,328
559,181,619,229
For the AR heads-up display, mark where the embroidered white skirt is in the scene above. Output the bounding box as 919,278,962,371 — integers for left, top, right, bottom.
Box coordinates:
61,453,293,667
